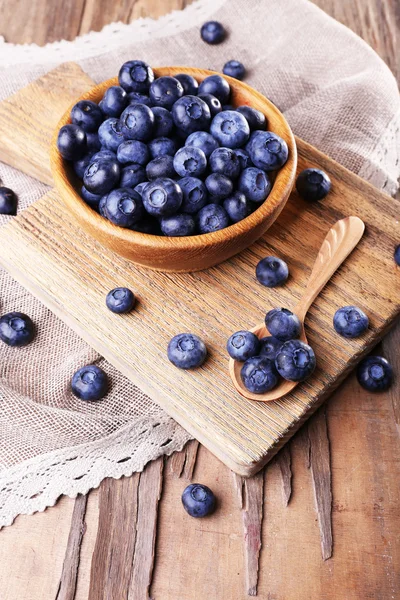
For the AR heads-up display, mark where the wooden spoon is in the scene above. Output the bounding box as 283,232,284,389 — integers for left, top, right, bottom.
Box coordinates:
229,216,365,401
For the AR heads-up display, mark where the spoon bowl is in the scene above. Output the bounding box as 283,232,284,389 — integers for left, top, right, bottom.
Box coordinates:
229,216,365,402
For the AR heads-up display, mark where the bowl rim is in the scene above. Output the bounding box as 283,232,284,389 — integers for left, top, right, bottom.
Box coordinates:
50,66,297,251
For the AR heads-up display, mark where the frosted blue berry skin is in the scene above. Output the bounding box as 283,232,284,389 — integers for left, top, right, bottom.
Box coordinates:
209,147,240,179
179,177,208,214
210,110,250,149
200,20,226,45
117,140,150,165
227,330,260,361
265,308,301,342
118,60,154,93
98,118,124,152
127,92,153,107
71,100,104,132
168,333,207,369
106,287,135,313
104,188,144,227
395,245,400,266
57,124,87,160
275,340,316,382
241,356,279,394
197,94,222,117
0,187,18,215
81,186,102,210
296,168,331,202
146,155,176,180
148,137,177,159
83,158,120,195
223,191,248,223
235,148,253,170
223,60,246,80
333,306,369,338
249,131,289,171
151,106,175,137
86,133,101,153
149,76,184,109
357,356,393,392
172,95,211,135
198,75,230,104
99,85,128,117
92,149,116,162
185,131,219,157
258,336,282,361
256,256,289,287
197,204,229,234
120,164,146,188
120,103,155,141
0,312,35,347
173,146,207,178
236,106,266,131
238,167,271,203
182,483,216,518
205,173,233,202
134,181,149,197
160,214,196,237
71,365,109,401
174,73,199,96
73,152,95,179
142,177,182,217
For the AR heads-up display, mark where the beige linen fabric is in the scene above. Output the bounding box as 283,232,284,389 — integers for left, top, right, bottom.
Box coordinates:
0,0,399,526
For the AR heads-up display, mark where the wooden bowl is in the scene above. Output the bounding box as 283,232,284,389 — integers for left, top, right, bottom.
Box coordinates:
51,67,297,272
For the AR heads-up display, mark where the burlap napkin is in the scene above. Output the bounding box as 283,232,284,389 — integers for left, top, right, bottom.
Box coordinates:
0,0,399,527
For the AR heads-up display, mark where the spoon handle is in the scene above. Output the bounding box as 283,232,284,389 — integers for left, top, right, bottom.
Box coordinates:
296,216,365,320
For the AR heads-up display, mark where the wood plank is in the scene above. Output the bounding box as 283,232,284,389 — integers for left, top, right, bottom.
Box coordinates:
241,472,264,596
275,444,292,506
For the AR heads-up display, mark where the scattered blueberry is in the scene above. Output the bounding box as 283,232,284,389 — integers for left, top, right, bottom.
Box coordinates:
0,187,18,215
333,306,369,338
236,106,266,131
120,164,147,188
296,168,331,202
117,140,150,165
249,131,289,171
148,137,176,159
173,146,207,178
182,483,216,518
175,73,199,96
160,213,196,236
71,364,109,401
142,177,182,217
0,312,35,347
223,60,246,80
227,330,260,361
168,333,207,369
106,287,135,313
83,158,120,195
104,188,144,227
197,203,229,233
210,110,250,149
357,356,393,392
118,60,154,93
71,100,104,132
275,340,316,382
200,20,226,45
223,191,248,222
151,106,175,137
179,177,208,214
98,118,125,152
205,173,233,201
57,124,87,160
120,103,155,141
149,76,184,109
209,147,240,178
258,336,282,361
238,167,271,203
197,93,222,117
395,245,400,266
256,256,289,287
185,131,219,157
99,85,128,117
198,75,230,104
241,356,279,393
172,95,211,135
146,155,176,180
265,308,301,341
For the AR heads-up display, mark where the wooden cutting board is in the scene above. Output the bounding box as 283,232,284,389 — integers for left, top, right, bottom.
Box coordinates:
0,63,398,476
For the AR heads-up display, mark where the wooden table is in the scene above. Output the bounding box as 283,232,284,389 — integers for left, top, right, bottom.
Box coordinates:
0,2,399,599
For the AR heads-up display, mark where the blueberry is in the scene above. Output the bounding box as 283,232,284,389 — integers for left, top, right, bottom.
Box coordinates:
127,92,153,107
92,149,117,162
134,181,149,197
185,131,219,157
235,148,253,170
357,356,393,392
296,168,331,202
197,203,229,233
333,306,369,338
98,118,125,152
83,158,120,195
236,106,266,131
227,330,260,361
256,256,289,287
71,365,109,401
73,152,95,179
100,85,128,117
275,340,316,382
182,483,216,518
168,333,207,369
160,213,196,236
245,130,265,155
149,77,183,110
173,146,207,178
395,245,400,266
205,173,233,201
223,191,248,222
57,124,87,160
223,60,246,80
249,131,289,171
175,73,199,95
197,94,222,117
104,188,144,227
0,312,35,347
151,106,174,137
106,287,135,313
265,308,301,341
98,195,107,217
209,147,240,178
241,356,279,393
120,103,154,141
81,186,102,210
120,164,147,188
86,132,101,153
238,167,271,203
118,60,154,93
198,75,230,104
146,155,176,180
71,100,103,133
200,20,226,44
179,177,208,214
117,140,149,165
172,95,211,135
0,187,17,215
148,137,176,159
142,177,182,217
210,111,250,149
258,336,282,361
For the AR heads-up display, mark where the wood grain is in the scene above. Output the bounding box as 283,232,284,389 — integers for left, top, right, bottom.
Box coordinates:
241,472,264,596
275,445,292,506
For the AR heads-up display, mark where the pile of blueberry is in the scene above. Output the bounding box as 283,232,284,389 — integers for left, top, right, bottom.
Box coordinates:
57,60,290,237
